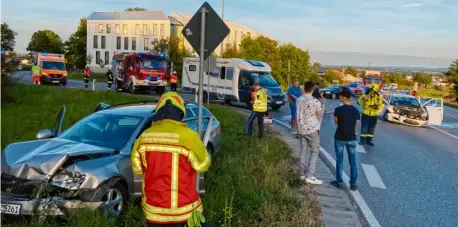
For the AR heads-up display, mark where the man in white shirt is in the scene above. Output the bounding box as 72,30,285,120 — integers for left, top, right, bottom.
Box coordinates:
297,81,323,185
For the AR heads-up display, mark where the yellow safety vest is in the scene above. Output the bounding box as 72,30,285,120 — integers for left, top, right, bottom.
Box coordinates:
253,89,268,112
358,93,383,116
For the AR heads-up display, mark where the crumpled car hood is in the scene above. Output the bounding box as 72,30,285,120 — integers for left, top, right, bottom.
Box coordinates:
1,139,116,180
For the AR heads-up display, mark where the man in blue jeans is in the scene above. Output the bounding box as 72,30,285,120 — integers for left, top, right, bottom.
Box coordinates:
287,79,301,137
330,90,360,191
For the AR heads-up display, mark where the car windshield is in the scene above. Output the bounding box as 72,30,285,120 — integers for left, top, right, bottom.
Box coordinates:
390,96,421,107
366,78,382,83
348,83,361,88
60,113,143,150
42,61,66,71
141,56,166,70
250,72,278,86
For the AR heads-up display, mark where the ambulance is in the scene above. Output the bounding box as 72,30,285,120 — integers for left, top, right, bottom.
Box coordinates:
37,53,67,86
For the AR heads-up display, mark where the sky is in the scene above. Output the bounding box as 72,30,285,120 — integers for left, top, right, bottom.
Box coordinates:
2,0,457,66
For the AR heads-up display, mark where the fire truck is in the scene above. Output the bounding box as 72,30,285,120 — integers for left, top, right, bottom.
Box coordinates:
120,51,171,94
363,74,383,91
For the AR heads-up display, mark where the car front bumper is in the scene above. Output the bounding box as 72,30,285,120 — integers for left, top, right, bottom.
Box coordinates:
385,113,427,126
1,193,102,216
268,93,286,106
41,76,67,84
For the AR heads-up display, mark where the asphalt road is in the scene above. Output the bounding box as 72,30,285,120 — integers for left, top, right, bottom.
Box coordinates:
12,71,458,226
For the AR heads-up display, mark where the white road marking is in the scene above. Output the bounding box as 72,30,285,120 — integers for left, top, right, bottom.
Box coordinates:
445,114,458,120
272,118,381,227
429,125,458,140
361,164,387,189
356,145,367,153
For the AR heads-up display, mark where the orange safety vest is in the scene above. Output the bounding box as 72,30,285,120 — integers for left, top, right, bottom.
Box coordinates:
170,74,178,84
83,69,91,77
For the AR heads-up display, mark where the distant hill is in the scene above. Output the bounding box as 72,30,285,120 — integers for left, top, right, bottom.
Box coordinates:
309,50,454,69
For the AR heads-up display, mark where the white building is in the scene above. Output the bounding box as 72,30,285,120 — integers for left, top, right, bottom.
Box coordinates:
169,12,268,57
87,11,171,71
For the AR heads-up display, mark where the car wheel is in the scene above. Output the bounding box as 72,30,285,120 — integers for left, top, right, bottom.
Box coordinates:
271,105,281,111
155,86,165,95
79,180,128,218
332,94,337,100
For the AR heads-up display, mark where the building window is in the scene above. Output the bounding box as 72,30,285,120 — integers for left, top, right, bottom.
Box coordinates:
132,37,137,50
123,24,128,35
135,24,140,35
153,24,157,36
124,37,129,50
115,24,120,34
93,35,98,48
101,36,106,49
107,24,111,34
105,51,109,64
144,38,148,50
98,24,103,33
96,51,100,64
143,24,147,36
116,37,121,50
160,24,164,37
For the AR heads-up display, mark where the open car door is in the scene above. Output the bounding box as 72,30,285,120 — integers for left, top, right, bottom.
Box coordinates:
422,98,444,126
52,105,66,137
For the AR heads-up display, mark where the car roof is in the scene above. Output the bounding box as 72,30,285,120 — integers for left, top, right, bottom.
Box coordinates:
390,94,416,99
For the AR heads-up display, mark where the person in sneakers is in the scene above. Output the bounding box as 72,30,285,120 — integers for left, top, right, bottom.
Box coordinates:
297,81,323,185
330,89,360,191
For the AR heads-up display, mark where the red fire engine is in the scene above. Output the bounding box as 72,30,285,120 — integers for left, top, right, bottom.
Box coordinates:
363,74,383,89
121,51,169,94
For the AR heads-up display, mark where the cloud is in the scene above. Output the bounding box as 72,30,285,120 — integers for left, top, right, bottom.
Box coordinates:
403,3,424,7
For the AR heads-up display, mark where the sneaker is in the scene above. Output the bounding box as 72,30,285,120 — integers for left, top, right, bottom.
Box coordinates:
306,177,323,185
330,180,343,189
350,184,358,191
366,142,374,146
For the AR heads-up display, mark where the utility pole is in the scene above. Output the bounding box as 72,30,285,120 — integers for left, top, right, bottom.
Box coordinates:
197,7,207,138
288,60,291,85
219,0,225,58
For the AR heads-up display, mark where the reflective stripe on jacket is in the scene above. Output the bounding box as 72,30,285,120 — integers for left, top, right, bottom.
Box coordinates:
253,89,268,112
358,93,383,116
131,119,211,224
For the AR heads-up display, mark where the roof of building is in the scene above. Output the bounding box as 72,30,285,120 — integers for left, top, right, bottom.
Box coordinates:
168,16,182,25
88,11,169,21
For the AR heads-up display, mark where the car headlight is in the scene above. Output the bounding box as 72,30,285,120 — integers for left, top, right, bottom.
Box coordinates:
51,172,86,190
325,91,330,94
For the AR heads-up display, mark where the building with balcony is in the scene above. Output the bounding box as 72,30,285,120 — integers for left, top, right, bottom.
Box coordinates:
87,10,171,71
168,12,267,57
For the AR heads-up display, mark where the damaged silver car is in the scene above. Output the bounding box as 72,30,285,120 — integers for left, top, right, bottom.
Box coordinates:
1,101,221,217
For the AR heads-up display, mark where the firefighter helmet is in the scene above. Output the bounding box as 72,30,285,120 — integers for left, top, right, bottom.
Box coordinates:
156,92,186,117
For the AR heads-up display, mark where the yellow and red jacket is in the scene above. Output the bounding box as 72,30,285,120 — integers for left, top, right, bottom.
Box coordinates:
131,119,211,224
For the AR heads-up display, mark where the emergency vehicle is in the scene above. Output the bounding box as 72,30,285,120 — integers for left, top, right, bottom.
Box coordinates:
363,74,383,91
37,53,67,86
182,58,287,110
119,52,169,94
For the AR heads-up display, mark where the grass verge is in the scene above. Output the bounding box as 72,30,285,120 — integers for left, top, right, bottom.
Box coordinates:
445,102,458,109
2,84,322,227
67,71,106,82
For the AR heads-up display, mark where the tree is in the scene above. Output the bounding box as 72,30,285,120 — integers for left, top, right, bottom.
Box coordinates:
313,62,322,73
324,70,339,85
125,7,147,11
65,18,87,68
413,72,432,88
86,54,93,65
1,23,16,51
150,36,191,79
222,43,242,58
344,66,358,77
27,30,64,53
360,70,366,77
445,59,458,98
152,38,169,52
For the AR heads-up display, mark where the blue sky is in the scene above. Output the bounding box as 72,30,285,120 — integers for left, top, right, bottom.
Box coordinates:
2,0,457,60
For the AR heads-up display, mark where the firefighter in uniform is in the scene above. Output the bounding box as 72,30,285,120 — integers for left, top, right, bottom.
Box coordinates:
246,81,268,138
170,71,178,92
131,92,211,227
83,66,91,88
357,84,383,146
31,63,41,85
116,66,124,91
106,69,113,90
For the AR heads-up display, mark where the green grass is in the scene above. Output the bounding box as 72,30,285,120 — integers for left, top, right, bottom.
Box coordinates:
67,71,106,82
418,90,445,98
2,84,322,227
445,102,458,109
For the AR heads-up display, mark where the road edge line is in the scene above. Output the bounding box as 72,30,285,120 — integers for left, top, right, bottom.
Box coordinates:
272,118,382,227
429,125,458,140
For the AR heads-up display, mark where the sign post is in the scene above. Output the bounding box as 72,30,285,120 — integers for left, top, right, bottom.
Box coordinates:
182,1,230,137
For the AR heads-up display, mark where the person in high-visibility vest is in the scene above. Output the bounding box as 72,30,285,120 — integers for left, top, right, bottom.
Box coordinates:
246,81,268,138
82,65,91,88
106,69,113,90
131,92,211,227
170,71,178,92
357,84,384,146
31,63,41,85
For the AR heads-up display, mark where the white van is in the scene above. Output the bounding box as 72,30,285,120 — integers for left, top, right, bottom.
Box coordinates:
182,58,287,110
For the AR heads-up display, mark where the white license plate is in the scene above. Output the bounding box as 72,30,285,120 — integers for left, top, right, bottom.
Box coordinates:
52,81,59,83
276,101,282,104
1,203,21,215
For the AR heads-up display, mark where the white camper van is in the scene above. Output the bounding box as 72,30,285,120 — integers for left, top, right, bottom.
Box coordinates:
182,58,287,110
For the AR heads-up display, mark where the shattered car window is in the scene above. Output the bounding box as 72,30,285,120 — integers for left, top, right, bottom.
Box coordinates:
60,114,142,150
390,96,420,107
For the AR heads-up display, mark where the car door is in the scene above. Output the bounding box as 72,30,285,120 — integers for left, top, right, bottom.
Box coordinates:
53,105,66,137
422,98,444,126
238,71,253,103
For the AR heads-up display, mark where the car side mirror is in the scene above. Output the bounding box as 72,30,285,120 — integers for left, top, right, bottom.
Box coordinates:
36,129,54,140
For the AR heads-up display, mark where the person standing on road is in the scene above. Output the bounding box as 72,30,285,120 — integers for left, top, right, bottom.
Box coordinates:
170,71,178,92
330,89,360,191
357,84,383,146
246,81,268,138
131,92,211,227
106,69,113,91
82,65,91,88
31,63,41,85
297,81,323,185
287,79,302,137
116,66,124,91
